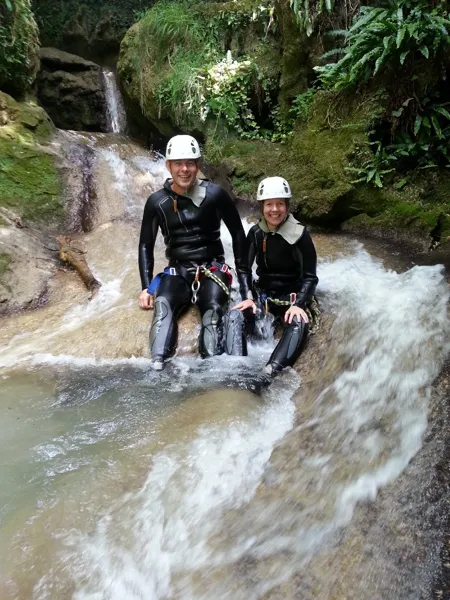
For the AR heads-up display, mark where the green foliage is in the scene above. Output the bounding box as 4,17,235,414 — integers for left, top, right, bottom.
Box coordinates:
33,0,149,55
271,89,316,142
289,0,335,36
0,140,62,222
346,140,397,187
315,0,450,91
347,94,450,188
137,1,208,61
314,0,450,187
201,57,264,138
128,0,279,138
0,252,11,279
0,0,39,96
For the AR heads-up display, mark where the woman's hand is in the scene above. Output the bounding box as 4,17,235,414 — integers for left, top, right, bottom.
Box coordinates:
284,305,308,324
231,299,257,314
139,289,154,310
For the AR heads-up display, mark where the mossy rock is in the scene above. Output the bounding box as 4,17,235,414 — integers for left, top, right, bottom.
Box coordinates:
0,92,62,224
341,182,448,250
275,0,310,116
0,91,53,142
118,0,282,140
32,0,153,64
212,91,383,223
0,0,40,97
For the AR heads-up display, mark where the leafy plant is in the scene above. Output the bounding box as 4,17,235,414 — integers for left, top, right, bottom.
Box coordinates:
346,140,397,187
290,0,335,35
199,55,262,138
347,95,450,188
315,0,450,91
270,89,316,142
0,0,39,95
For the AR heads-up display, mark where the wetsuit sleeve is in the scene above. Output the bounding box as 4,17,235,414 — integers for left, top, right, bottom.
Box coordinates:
138,197,160,289
295,229,318,308
217,189,250,299
246,226,257,295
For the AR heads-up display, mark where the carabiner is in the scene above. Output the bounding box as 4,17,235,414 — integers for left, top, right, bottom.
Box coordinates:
191,279,200,304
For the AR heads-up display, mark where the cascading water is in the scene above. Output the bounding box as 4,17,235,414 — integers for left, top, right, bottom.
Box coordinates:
102,69,127,134
1,124,449,599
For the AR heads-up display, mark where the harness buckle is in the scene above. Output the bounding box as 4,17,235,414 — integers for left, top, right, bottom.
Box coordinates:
169,267,177,276
290,293,296,305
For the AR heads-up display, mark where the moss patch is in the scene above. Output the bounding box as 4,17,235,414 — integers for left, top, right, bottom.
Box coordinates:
0,251,12,293
214,91,384,221
0,92,62,224
118,0,282,139
0,252,11,277
33,0,151,63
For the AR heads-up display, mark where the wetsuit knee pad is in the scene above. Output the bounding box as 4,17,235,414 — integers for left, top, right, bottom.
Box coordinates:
268,318,308,371
223,309,247,356
199,307,223,358
149,296,176,360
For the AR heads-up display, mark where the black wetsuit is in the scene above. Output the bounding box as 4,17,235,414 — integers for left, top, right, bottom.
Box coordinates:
139,179,250,361
247,218,318,372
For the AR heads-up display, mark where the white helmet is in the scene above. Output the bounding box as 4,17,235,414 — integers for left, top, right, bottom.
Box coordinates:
257,176,291,201
166,135,201,160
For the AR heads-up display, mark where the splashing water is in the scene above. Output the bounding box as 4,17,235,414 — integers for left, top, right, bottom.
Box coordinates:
0,132,449,599
101,69,127,134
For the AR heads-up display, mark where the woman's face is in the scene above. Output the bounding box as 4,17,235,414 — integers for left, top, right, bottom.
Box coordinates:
263,198,288,230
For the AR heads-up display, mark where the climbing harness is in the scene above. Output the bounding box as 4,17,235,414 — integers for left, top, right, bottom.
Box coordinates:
257,290,321,335
259,292,297,315
191,263,231,304
147,262,232,304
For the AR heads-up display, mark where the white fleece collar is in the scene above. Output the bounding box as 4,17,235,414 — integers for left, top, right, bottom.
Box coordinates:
168,179,207,207
259,213,305,244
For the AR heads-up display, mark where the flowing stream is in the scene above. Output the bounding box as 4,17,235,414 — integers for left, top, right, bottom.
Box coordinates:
1,80,449,599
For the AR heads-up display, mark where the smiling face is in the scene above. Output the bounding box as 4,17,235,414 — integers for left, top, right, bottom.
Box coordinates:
262,198,288,230
166,159,200,194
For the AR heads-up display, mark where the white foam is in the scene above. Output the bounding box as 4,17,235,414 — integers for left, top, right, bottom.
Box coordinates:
53,373,299,600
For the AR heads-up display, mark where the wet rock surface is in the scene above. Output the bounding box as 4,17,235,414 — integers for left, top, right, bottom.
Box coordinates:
37,48,107,132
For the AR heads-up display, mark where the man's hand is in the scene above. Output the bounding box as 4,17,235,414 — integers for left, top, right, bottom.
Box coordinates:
284,306,309,324
139,289,154,310
232,299,257,314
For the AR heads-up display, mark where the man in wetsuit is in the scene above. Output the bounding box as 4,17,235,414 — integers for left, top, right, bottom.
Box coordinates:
233,176,318,376
138,134,251,370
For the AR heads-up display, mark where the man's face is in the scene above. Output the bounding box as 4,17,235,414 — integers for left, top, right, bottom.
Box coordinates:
166,159,200,192
263,198,288,229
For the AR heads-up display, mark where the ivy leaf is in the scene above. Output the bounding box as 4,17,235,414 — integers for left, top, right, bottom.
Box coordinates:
400,50,409,65
419,45,429,58
434,106,450,120
394,178,408,189
4,0,12,9
396,26,406,48
374,173,383,188
431,114,443,137
392,108,404,117
367,169,376,182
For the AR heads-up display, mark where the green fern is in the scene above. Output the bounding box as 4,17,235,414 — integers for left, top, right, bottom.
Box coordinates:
315,0,450,91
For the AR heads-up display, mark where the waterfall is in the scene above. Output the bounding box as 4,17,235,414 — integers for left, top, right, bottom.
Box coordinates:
102,68,127,134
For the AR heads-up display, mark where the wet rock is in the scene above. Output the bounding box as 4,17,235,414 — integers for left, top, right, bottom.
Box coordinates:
33,0,152,64
37,48,108,132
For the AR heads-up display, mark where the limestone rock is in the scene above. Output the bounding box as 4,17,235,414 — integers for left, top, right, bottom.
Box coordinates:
37,48,108,132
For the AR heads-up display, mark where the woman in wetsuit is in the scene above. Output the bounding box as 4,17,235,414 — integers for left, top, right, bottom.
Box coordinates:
233,176,319,376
